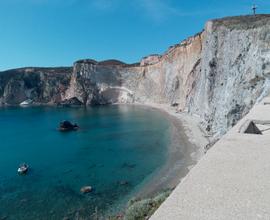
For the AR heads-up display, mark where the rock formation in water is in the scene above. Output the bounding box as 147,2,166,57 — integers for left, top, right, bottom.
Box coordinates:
1,15,270,137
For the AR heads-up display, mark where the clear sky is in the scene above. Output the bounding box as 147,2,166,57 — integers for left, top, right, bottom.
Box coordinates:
0,0,269,70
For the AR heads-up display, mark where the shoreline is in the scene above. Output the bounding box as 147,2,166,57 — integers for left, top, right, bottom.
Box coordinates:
6,103,209,198
1,103,209,217
129,103,209,199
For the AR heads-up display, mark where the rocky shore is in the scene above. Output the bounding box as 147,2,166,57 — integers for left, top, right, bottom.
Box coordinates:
132,104,208,198
100,103,209,219
1,14,270,219
1,15,270,140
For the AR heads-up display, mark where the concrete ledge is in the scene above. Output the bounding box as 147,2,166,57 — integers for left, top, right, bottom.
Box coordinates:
151,95,270,220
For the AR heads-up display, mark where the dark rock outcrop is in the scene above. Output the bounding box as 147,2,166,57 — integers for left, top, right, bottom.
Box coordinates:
58,97,83,107
59,121,79,132
0,67,72,105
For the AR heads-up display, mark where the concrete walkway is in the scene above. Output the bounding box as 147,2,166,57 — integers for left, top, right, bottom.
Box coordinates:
151,96,270,220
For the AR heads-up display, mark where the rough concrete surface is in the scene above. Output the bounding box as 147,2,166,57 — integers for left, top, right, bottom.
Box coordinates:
150,95,270,220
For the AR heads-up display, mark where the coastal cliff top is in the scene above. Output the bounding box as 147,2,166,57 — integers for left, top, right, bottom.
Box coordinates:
210,14,270,30
0,67,72,76
74,59,140,68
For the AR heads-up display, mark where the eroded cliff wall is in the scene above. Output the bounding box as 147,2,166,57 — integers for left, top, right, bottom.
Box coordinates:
0,67,72,105
190,15,270,136
1,15,270,137
64,33,203,108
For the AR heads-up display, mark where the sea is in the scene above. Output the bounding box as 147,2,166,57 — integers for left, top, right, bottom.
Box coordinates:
0,105,171,219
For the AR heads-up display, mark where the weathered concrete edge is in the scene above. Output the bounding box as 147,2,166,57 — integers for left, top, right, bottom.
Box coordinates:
150,94,270,220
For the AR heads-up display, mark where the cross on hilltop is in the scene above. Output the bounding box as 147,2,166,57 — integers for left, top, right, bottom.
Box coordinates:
252,4,258,15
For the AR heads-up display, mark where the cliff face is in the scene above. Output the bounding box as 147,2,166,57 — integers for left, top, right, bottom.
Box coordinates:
190,15,270,136
1,15,270,137
64,33,203,108
0,67,72,105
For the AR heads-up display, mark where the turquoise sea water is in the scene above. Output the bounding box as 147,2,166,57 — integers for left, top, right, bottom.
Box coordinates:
0,105,171,219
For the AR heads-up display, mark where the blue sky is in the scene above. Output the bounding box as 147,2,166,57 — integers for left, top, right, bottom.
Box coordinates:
0,0,269,70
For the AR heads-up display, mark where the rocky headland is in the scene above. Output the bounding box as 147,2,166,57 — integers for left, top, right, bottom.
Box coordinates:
1,15,270,139
2,14,270,219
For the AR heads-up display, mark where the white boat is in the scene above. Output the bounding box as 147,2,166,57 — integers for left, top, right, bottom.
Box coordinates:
20,99,33,106
18,163,29,174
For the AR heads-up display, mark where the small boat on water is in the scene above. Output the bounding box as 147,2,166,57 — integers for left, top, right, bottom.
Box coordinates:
18,163,29,174
20,99,33,106
59,121,79,132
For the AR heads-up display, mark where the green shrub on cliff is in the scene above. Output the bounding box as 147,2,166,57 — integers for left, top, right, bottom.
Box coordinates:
123,190,172,220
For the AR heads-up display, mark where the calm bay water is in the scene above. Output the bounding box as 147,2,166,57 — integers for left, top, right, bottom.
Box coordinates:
0,105,171,219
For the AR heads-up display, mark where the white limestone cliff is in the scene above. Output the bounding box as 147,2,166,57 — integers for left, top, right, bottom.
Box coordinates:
1,15,270,138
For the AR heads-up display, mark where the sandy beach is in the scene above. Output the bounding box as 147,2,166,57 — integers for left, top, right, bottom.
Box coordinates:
131,103,209,198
